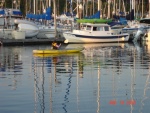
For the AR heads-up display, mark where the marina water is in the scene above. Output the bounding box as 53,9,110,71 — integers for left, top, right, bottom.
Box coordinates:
0,42,150,113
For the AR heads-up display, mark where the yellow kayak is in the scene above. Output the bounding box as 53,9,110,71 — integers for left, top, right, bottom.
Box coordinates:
33,47,84,54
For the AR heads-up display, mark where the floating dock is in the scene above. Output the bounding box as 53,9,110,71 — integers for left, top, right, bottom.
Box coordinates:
0,37,65,46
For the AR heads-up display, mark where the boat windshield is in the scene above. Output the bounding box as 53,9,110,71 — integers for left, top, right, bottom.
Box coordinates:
104,26,109,31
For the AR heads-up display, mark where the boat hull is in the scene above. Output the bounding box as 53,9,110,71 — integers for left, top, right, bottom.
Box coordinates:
36,29,55,39
18,23,39,38
0,29,13,39
11,30,25,39
63,32,129,43
36,27,63,39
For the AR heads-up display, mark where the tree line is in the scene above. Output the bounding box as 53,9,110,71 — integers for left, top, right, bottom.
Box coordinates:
3,0,149,18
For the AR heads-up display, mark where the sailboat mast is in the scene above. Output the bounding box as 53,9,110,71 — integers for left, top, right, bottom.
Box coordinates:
66,0,67,13
85,0,88,17
98,0,102,18
130,0,132,12
142,0,143,18
122,0,126,16
70,0,73,16
130,0,135,18
36,0,38,14
113,0,116,15
77,0,79,17
83,0,85,18
93,0,94,15
29,0,31,12
119,0,120,12
108,0,111,18
49,0,51,7
33,0,35,14
53,0,57,38
133,0,135,18
149,0,150,17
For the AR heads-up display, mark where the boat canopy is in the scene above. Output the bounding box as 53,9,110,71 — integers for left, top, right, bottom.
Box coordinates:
13,11,22,15
84,11,100,19
26,7,51,20
0,9,5,15
77,19,112,24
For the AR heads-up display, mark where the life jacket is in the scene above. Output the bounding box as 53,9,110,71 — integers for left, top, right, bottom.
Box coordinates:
52,42,57,47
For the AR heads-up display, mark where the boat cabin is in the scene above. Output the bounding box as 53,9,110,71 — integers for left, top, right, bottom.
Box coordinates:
80,23,111,32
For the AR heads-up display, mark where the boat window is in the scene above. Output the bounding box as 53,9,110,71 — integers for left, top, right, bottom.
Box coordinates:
86,26,91,30
81,25,86,30
104,26,109,31
97,27,103,31
93,27,97,31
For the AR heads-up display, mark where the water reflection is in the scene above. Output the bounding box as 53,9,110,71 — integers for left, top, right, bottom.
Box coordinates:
32,56,45,113
0,47,23,73
65,42,150,113
62,64,73,113
140,69,150,113
1,41,150,113
32,53,83,113
0,47,23,90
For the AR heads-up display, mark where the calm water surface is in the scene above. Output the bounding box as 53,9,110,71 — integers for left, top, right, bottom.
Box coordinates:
0,42,150,113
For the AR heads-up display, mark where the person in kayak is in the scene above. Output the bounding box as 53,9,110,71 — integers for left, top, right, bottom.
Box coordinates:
52,41,61,49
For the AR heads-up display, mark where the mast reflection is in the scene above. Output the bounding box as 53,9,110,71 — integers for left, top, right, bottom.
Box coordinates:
78,53,84,78
32,52,83,113
33,56,45,113
0,47,23,90
62,64,73,113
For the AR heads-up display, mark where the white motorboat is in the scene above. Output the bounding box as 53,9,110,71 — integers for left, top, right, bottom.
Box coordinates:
63,23,129,43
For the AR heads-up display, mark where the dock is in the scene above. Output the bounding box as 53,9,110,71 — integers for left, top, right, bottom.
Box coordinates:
0,37,65,46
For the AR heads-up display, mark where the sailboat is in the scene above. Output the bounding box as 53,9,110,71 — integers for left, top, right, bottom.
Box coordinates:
0,0,39,39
